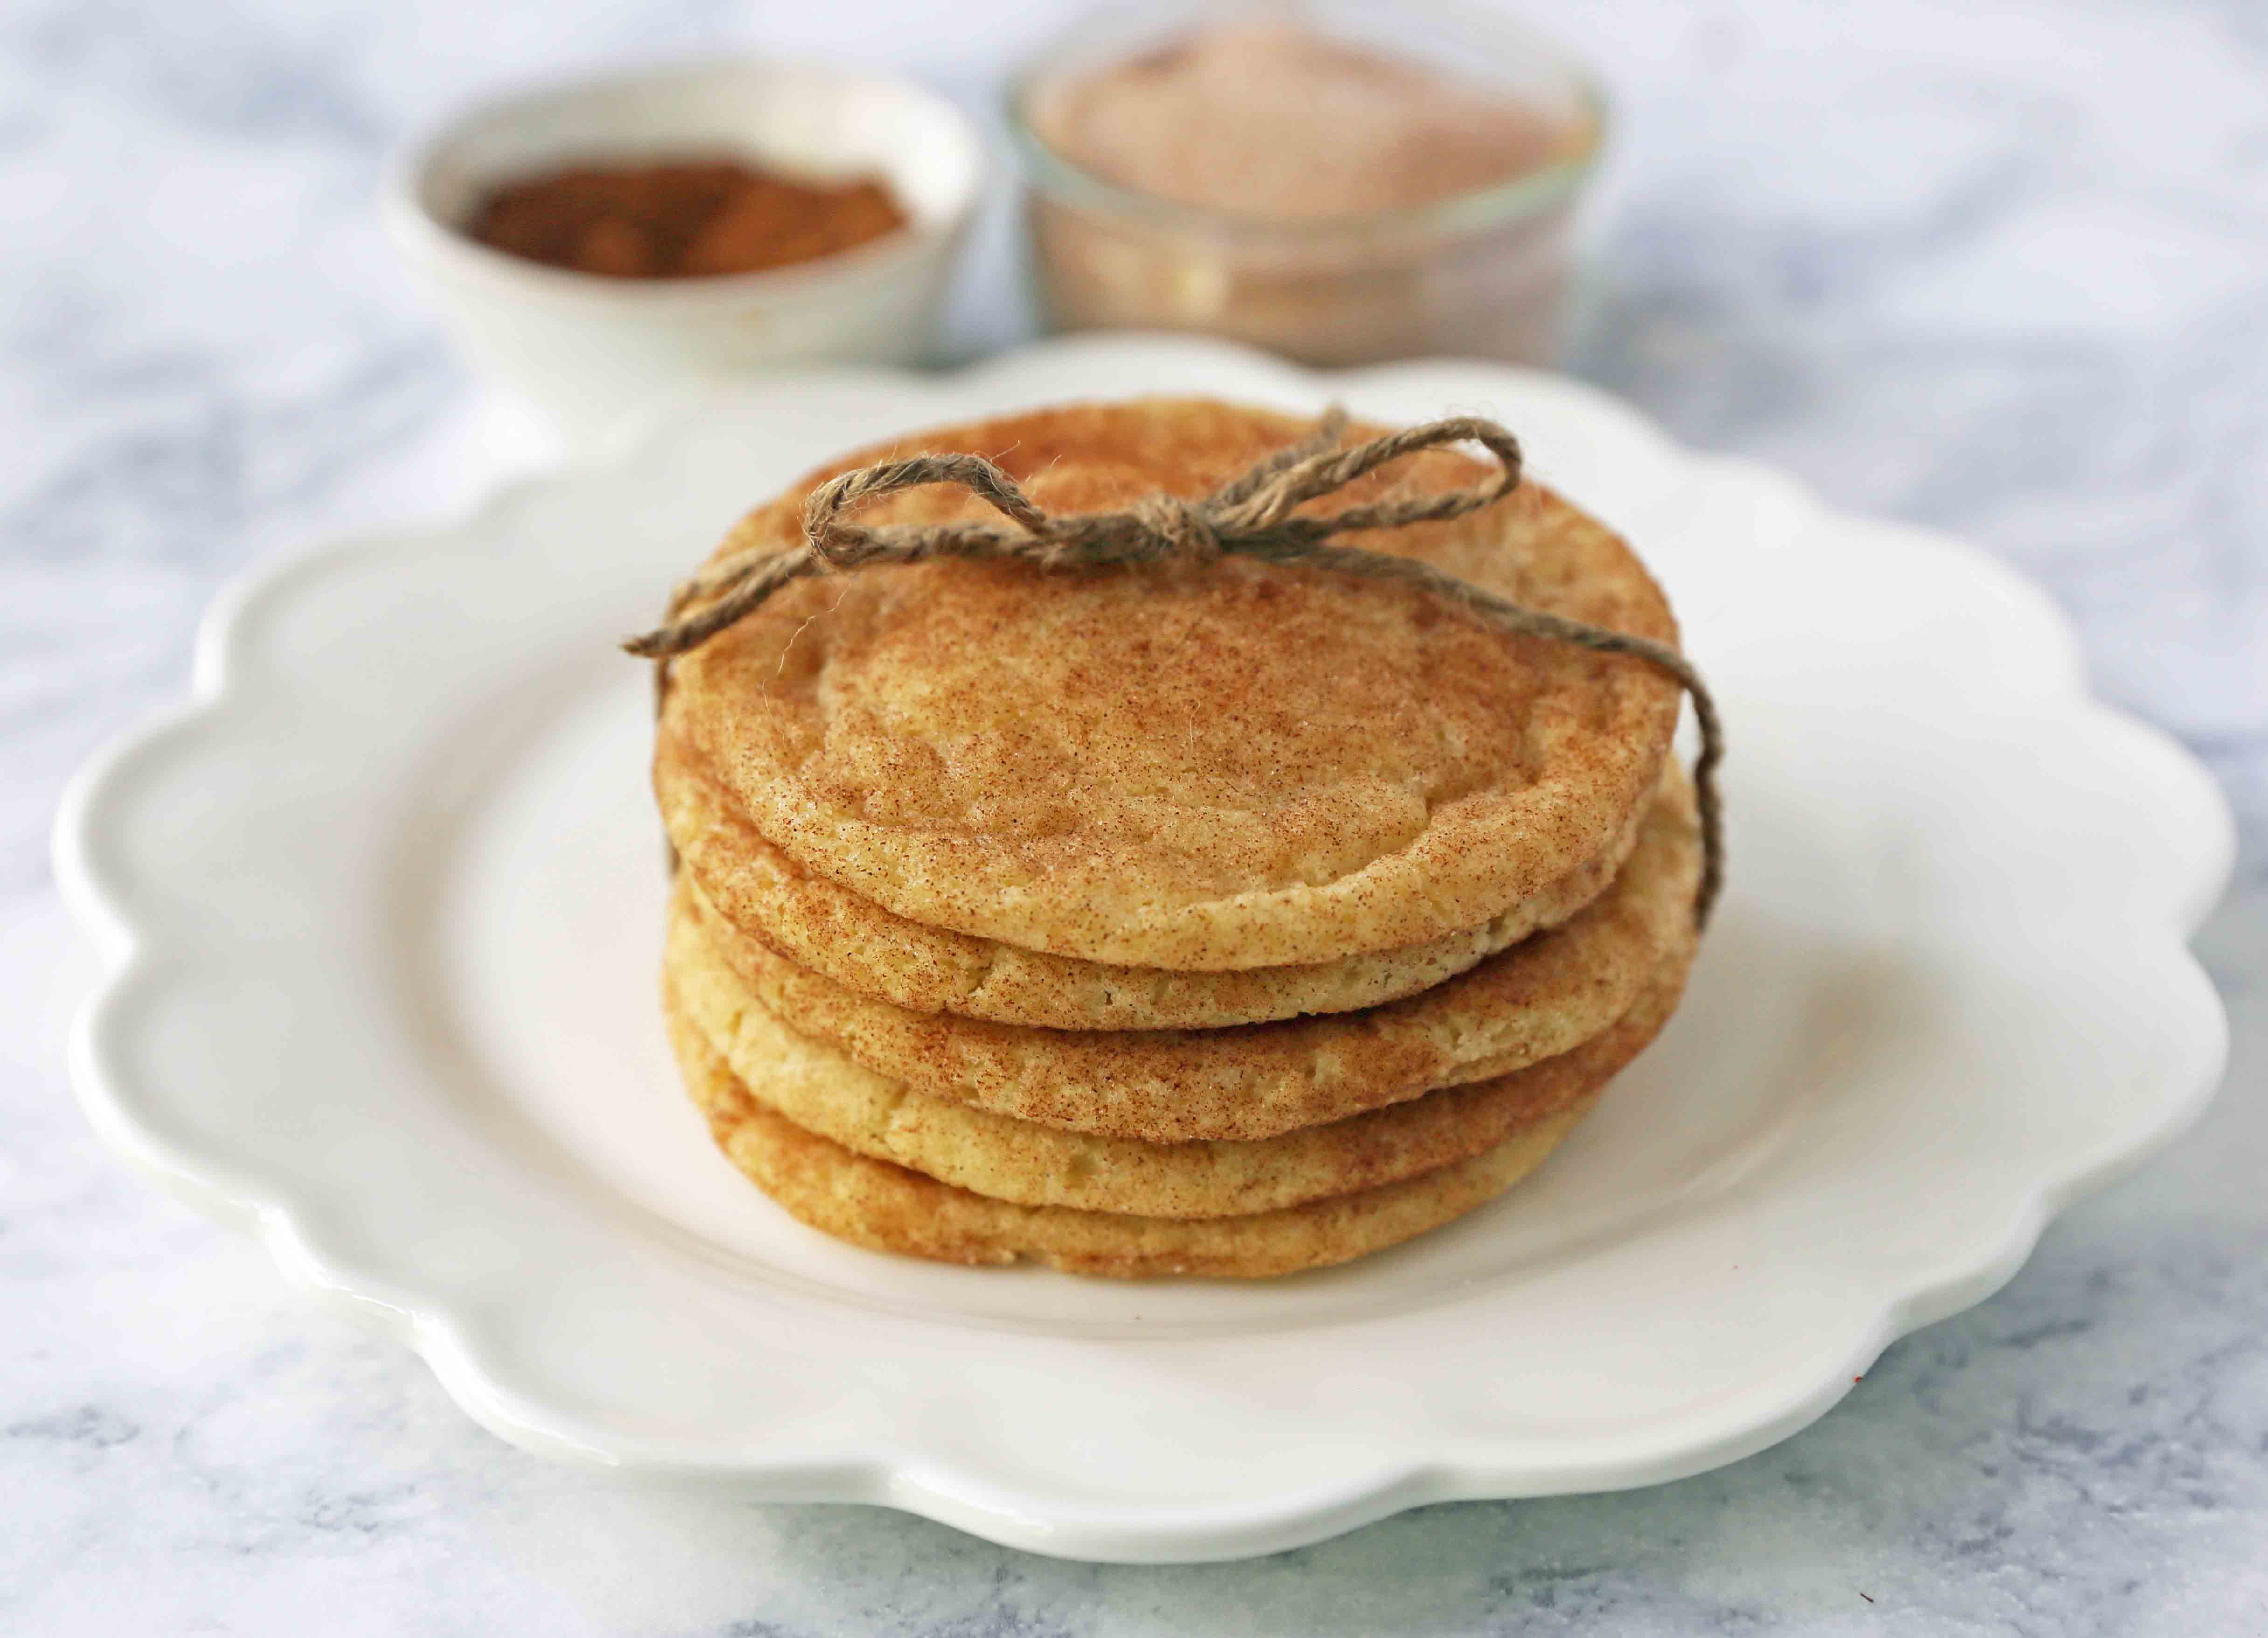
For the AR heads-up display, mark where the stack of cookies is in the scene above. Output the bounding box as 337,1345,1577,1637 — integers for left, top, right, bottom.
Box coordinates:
650,399,1704,1278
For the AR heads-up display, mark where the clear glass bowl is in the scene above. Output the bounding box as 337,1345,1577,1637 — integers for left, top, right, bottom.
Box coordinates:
1006,0,1608,367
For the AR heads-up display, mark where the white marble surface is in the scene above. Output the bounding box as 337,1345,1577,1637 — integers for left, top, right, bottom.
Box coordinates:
6,0,2266,1630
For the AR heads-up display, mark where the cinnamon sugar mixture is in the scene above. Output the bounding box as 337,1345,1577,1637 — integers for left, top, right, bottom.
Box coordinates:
1033,24,1574,219
468,158,906,278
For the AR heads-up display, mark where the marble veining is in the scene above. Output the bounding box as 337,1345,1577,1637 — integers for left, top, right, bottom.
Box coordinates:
6,0,2266,1631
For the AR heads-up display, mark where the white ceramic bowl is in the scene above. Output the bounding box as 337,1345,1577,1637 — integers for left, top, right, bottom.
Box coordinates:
384,57,985,446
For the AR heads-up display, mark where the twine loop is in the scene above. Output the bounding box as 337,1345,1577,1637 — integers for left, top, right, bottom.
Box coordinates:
628,407,1724,927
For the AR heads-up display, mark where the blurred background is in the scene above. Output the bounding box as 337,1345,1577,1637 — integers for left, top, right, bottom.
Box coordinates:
15,0,2268,764
7,1,2268,1631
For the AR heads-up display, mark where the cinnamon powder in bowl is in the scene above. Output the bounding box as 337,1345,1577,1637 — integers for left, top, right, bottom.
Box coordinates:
385,57,983,445
1010,3,1604,366
466,159,907,280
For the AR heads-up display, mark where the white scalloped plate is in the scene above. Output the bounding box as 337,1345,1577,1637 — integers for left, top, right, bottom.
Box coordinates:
55,335,2233,1563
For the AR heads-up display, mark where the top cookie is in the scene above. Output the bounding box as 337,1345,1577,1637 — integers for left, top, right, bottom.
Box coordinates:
661,398,1682,970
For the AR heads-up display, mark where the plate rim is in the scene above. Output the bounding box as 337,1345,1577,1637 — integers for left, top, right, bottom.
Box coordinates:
53,333,2237,1562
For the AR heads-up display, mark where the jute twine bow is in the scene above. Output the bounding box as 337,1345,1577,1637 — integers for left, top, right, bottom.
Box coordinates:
628,408,1723,927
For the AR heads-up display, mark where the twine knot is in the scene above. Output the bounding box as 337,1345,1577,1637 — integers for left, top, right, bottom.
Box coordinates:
1133,493,1223,564
627,406,1725,927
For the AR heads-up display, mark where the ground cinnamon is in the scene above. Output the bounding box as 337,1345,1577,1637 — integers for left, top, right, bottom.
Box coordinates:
467,158,906,278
